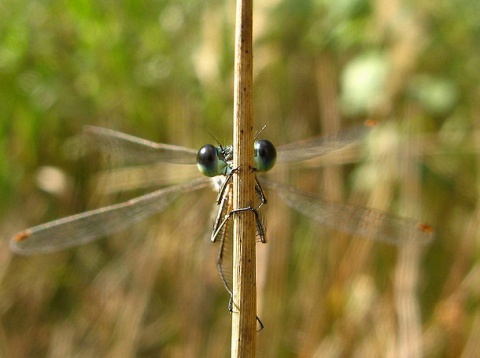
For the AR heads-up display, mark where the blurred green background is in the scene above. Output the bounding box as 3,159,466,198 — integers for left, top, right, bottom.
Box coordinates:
1,0,478,356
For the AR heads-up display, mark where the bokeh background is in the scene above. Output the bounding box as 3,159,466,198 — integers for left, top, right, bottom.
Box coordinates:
0,0,478,357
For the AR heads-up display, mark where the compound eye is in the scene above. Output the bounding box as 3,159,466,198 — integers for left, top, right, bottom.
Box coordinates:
197,144,220,177
254,139,277,172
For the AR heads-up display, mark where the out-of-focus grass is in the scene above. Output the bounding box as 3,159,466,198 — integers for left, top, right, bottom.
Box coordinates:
1,0,479,357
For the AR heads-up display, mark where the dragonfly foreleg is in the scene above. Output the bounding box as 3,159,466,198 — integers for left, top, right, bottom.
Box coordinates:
215,169,235,204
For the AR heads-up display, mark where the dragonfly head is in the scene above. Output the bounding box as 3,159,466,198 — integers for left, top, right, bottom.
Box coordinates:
196,140,277,177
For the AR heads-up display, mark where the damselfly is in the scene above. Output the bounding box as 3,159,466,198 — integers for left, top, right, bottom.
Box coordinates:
10,122,434,306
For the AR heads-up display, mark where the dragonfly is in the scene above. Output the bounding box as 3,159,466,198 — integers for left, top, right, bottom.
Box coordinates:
10,122,434,303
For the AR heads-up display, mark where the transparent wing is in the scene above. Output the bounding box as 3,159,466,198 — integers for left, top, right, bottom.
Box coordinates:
262,179,433,246
276,120,376,164
84,126,198,164
10,177,212,255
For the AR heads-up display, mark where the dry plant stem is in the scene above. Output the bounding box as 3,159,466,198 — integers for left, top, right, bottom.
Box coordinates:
231,0,256,356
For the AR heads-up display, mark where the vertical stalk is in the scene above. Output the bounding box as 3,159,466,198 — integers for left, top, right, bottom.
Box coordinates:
231,0,256,356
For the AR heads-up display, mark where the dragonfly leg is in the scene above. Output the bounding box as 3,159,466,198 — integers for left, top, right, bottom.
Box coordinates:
214,207,265,283
212,204,266,244
215,227,265,332
216,170,234,204
254,175,268,207
254,208,267,244
216,228,234,300
211,189,231,243
256,316,265,331
217,166,259,205
211,207,231,243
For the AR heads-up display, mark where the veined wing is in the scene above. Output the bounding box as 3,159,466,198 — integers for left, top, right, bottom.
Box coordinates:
10,177,212,255
276,120,376,164
262,179,433,245
84,126,197,165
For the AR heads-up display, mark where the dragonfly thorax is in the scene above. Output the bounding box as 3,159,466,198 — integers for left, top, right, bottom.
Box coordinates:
196,140,277,177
